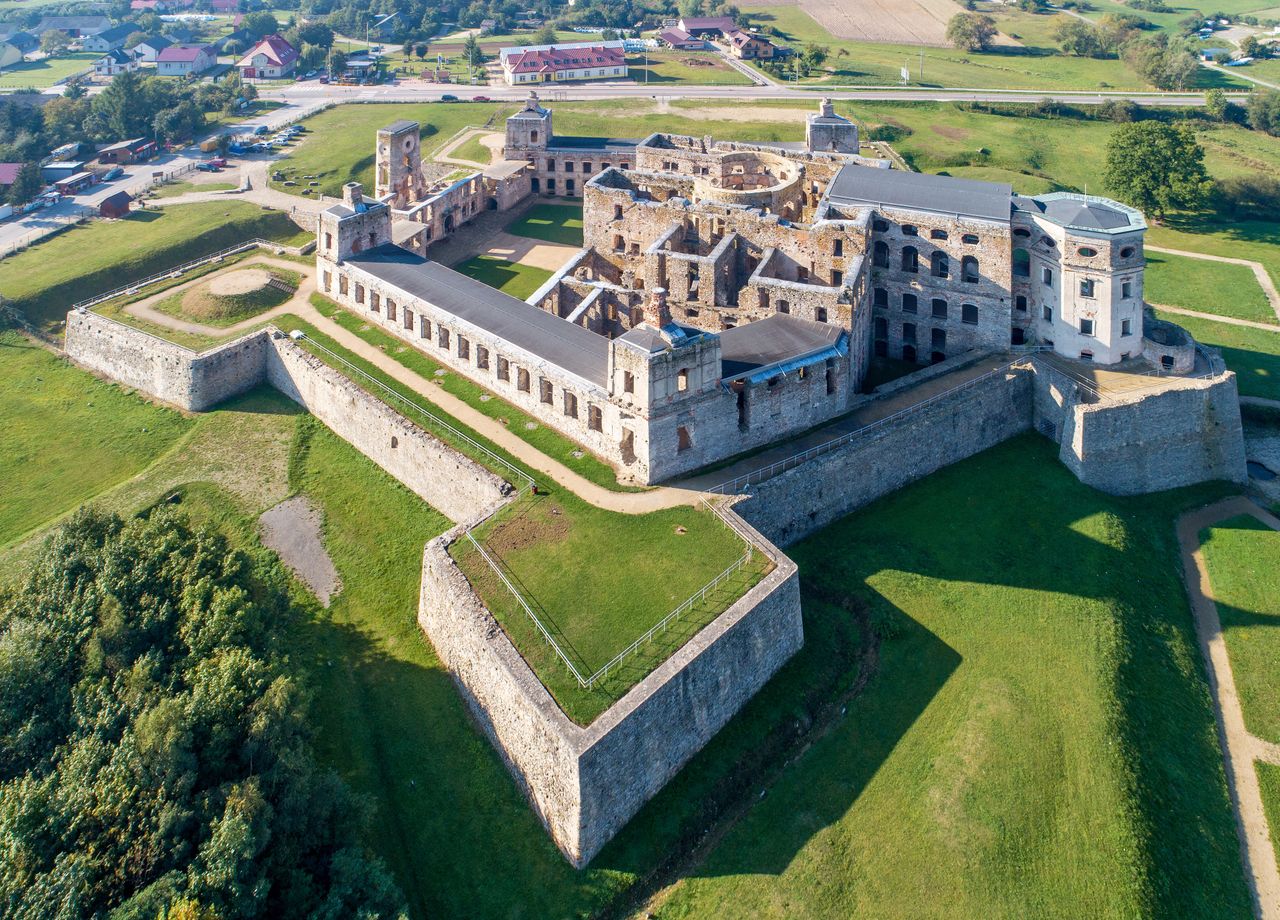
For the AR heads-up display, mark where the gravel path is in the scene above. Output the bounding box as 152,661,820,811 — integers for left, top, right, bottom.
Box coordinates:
260,494,341,606
1178,497,1280,920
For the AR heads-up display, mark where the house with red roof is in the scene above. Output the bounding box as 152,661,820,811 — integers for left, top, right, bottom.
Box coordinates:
156,43,215,76
0,163,23,191
236,33,297,79
500,42,626,85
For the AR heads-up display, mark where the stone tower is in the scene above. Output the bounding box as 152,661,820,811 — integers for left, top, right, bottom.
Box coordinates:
805,98,858,155
318,182,392,264
376,119,422,209
505,90,552,159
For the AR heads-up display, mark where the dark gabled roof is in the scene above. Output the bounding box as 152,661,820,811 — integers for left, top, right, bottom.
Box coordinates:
382,118,418,134
92,24,137,43
133,34,171,49
827,163,1012,223
719,313,845,377
345,244,609,385
548,135,637,151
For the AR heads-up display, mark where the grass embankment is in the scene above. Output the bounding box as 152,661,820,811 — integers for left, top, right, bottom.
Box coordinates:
624,51,753,85
0,201,310,333
505,202,584,246
268,102,514,197
1146,253,1277,326
0,330,193,546
306,294,633,491
1155,310,1280,401
152,262,300,327
652,434,1248,919
277,306,760,722
452,254,553,299
1199,514,1280,745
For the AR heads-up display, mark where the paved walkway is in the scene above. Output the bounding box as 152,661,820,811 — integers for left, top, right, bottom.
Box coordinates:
147,159,330,217
1178,497,1280,920
435,127,498,168
1148,245,1280,324
123,256,316,337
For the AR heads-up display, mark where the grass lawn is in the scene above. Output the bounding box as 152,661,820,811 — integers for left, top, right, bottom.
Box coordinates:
1199,514,1280,745
268,102,514,197
1155,310,1280,401
624,51,753,85
740,3,1247,90
0,329,193,546
504,202,583,246
307,294,637,491
652,434,1247,919
448,133,494,165
0,201,310,333
451,254,552,299
0,52,97,89
150,180,238,198
1145,252,1277,325
151,261,299,327
1259,761,1280,871
451,493,768,723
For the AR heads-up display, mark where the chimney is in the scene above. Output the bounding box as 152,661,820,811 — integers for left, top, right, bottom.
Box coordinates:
819,97,834,118
343,181,365,212
645,287,671,328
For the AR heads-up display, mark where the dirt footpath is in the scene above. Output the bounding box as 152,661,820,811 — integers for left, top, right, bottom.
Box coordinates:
259,494,342,606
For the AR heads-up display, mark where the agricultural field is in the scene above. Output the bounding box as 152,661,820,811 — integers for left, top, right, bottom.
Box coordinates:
740,2,1248,89
623,51,754,85
0,52,97,89
782,0,970,45
0,201,310,333
1199,515,1280,744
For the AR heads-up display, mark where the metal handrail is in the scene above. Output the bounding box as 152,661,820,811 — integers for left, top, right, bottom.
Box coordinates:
710,357,1030,494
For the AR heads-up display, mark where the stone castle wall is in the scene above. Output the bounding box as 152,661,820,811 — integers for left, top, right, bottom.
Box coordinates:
64,311,269,411
418,509,802,868
265,336,512,522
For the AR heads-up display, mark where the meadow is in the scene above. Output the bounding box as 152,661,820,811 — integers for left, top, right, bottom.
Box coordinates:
1199,514,1280,745
1144,252,1276,325
623,51,754,85
0,52,97,89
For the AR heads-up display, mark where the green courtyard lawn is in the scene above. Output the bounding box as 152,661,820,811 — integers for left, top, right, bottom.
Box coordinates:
307,294,637,491
0,329,193,546
651,435,1247,920
505,202,583,246
267,102,515,197
624,51,754,85
1199,514,1280,745
739,3,1248,90
1155,310,1280,401
451,254,552,299
0,52,97,90
448,133,494,165
1145,252,1277,325
0,201,310,333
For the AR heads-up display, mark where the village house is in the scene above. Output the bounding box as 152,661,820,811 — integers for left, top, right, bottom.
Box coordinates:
500,40,627,84
129,34,171,62
236,33,297,79
94,48,139,76
82,23,137,52
156,43,215,76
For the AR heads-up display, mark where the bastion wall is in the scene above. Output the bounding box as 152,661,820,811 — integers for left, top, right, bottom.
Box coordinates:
418,512,802,868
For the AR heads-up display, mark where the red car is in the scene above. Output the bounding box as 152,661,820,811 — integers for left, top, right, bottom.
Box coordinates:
472,94,490,102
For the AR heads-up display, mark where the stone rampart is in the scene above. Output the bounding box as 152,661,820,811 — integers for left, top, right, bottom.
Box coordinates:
736,363,1035,546
64,310,269,411
418,508,801,867
265,336,511,523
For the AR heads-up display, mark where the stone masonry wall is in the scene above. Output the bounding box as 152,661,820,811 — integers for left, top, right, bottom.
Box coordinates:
417,509,802,867
737,363,1035,546
64,310,269,411
265,336,511,523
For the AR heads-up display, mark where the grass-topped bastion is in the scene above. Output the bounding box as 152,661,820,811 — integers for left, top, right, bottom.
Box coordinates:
152,262,300,327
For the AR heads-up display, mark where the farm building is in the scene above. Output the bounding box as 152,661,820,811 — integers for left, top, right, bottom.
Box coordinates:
35,16,112,37
658,28,707,50
0,40,25,69
0,31,37,54
97,191,133,218
97,138,156,164
0,163,22,192
677,15,739,37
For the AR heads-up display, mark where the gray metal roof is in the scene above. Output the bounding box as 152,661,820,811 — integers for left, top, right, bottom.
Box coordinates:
1013,192,1144,234
549,135,638,151
719,313,844,377
381,119,418,134
827,164,1012,222
345,245,609,385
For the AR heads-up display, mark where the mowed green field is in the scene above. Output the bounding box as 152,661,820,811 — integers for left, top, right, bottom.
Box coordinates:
0,330,193,546
1259,761,1280,869
1156,310,1280,401
1200,514,1280,744
1145,253,1277,325
505,202,583,245
739,3,1247,90
653,435,1246,919
624,51,754,85
451,254,552,299
0,201,310,332
0,52,98,89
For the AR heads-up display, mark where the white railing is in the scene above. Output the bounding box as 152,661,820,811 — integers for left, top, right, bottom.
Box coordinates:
710,357,1031,494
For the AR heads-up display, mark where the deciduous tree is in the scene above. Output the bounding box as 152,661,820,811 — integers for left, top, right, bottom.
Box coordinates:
946,13,998,52
1104,120,1210,218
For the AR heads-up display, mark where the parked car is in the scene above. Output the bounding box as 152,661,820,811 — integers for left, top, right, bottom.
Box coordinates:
472,94,490,102
101,167,124,181
253,125,270,136
319,75,329,83
440,93,458,102
207,157,227,168
196,162,220,172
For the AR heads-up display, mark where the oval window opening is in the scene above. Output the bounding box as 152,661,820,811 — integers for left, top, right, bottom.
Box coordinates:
1078,246,1098,258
